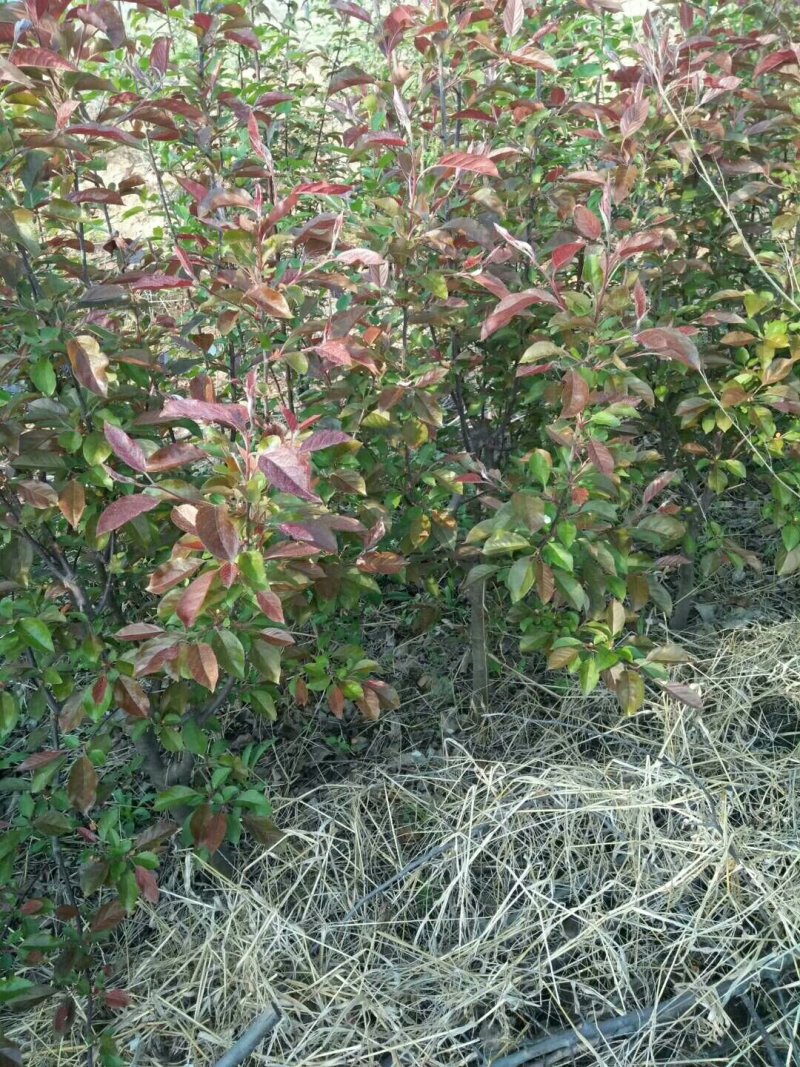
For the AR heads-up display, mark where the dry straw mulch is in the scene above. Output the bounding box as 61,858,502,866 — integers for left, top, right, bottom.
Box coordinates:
12,622,800,1067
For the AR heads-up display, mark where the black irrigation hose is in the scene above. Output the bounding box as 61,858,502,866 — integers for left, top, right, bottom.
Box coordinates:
487,945,800,1067
209,1005,281,1067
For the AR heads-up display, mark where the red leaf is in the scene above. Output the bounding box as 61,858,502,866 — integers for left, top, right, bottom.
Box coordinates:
328,686,345,718
561,369,590,418
245,284,292,319
135,637,181,678
259,445,321,502
68,188,124,206
551,241,584,271
643,470,677,505
161,398,249,431
195,504,240,562
190,805,228,853
659,681,703,709
19,750,66,771
299,430,353,452
114,676,151,719
636,327,700,371
280,521,337,553
134,865,159,904
57,482,85,531
225,27,260,50
357,551,408,574
620,97,649,139
574,204,602,240
146,557,201,595
754,48,799,78
67,335,109,397
65,123,139,146
54,997,76,1034
535,559,555,603
97,494,160,535
177,570,216,627
256,590,285,623
587,439,614,476
480,289,559,340
617,231,663,259
502,0,523,36
146,442,206,472
104,989,131,1011
13,47,77,71
258,627,295,647
187,643,219,691
150,36,170,75
331,0,372,21
436,151,499,177
129,274,193,291
67,756,97,816
91,899,126,933
103,424,148,473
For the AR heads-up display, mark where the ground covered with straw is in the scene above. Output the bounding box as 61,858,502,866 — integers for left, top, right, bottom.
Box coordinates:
11,619,800,1067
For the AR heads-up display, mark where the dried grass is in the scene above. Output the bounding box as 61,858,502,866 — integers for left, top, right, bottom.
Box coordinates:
10,621,800,1066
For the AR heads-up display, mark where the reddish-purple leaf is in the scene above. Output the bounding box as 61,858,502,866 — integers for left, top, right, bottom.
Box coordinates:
502,0,523,36
97,494,160,535
13,48,78,71
187,643,219,691
754,48,799,78
357,551,408,574
105,989,132,1011
561,369,590,418
103,424,148,473
146,442,206,472
245,284,292,318
19,750,66,771
177,569,217,627
259,445,321,502
617,231,663,259
659,681,703,709
636,327,701,371
620,98,649,139
195,504,240,562
150,36,170,75
225,27,260,50
436,151,500,177
280,521,337,553
67,756,97,816
134,865,159,904
67,336,109,397
161,398,249,431
146,557,201,595
135,636,181,677
643,470,677,505
66,123,139,146
17,480,58,509
91,899,126,934
299,430,354,452
256,590,285,623
587,439,614,476
113,676,150,719
551,241,584,271
129,274,193,291
54,997,76,1034
574,204,602,240
331,0,372,21
68,188,124,206
190,805,228,853
480,289,559,340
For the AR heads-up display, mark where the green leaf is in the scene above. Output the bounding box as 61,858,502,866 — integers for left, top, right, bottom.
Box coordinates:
235,788,272,813
543,542,574,572
0,692,19,739
251,639,281,683
153,785,201,811
249,688,276,720
32,811,73,836
118,870,139,913
182,717,207,756
506,557,534,603
29,359,56,396
579,656,600,695
238,549,268,591
553,571,588,611
483,531,530,556
213,629,246,679
18,618,54,653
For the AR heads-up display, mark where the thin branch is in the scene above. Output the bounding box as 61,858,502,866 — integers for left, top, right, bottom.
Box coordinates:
209,1006,281,1067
